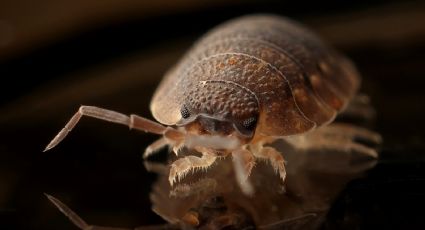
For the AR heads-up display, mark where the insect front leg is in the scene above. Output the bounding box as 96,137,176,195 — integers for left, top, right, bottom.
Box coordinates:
143,137,169,159
231,149,256,180
251,145,287,183
231,149,255,195
169,151,217,186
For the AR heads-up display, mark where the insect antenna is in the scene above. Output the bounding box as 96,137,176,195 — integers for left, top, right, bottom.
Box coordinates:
44,105,183,152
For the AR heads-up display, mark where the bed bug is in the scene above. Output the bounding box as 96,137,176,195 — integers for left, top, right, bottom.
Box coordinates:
44,14,376,194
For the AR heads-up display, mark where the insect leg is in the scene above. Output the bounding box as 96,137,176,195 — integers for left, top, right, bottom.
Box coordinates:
300,137,378,158
286,123,380,159
252,146,287,182
338,94,376,122
44,106,169,151
231,149,255,196
143,137,168,159
169,153,217,186
232,149,256,180
318,123,382,146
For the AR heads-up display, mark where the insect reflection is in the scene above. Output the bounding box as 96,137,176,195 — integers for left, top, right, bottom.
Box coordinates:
46,120,379,230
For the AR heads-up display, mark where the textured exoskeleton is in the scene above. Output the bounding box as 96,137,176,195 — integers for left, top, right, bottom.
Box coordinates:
45,14,379,195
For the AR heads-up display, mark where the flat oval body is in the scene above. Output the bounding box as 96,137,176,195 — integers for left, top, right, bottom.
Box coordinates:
151,14,360,136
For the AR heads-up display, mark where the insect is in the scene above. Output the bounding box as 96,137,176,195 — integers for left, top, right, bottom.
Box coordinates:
44,14,375,194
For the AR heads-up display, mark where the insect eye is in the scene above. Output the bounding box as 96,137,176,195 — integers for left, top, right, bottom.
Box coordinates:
242,117,257,131
180,105,191,119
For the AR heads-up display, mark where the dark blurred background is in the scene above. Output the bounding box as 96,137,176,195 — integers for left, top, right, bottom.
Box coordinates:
0,0,424,229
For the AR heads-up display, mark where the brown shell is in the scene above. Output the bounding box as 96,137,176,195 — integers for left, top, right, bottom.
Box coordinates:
150,14,360,136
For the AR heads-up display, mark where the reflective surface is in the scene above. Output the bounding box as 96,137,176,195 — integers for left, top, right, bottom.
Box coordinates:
148,127,378,229
42,122,379,229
